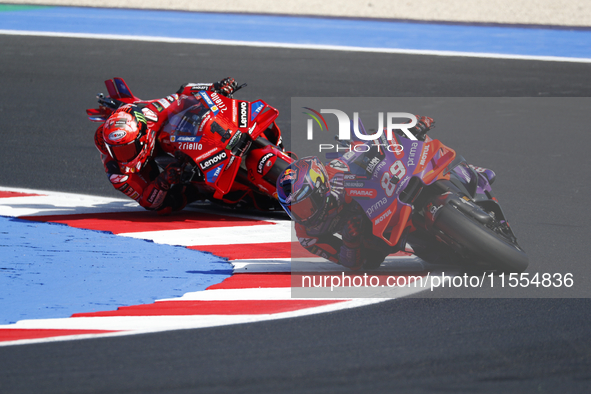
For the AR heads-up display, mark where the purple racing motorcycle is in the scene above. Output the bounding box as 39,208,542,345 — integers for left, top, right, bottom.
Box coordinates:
326,121,529,273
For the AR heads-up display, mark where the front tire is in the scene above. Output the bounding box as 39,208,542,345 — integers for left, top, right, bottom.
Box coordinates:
432,204,529,273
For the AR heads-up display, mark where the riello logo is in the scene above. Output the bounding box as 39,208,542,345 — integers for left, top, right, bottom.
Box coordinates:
303,107,418,142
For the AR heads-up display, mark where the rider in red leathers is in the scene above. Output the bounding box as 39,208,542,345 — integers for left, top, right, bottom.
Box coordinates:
93,78,238,214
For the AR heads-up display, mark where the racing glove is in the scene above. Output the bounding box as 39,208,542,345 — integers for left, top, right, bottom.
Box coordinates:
339,244,363,270
157,186,188,216
155,162,183,191
342,215,363,246
409,115,435,141
211,77,238,97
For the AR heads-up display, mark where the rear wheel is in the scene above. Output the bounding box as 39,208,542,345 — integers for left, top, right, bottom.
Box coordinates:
431,204,529,273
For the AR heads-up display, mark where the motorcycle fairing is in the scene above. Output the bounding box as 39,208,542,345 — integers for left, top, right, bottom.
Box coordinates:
339,121,456,247
250,101,265,121
428,157,512,232
104,77,135,100
165,92,281,199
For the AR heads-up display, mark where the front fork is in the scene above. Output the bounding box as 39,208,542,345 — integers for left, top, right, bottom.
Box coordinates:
240,137,294,197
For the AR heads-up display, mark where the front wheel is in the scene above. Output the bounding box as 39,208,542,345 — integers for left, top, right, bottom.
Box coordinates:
431,204,529,273
244,137,293,194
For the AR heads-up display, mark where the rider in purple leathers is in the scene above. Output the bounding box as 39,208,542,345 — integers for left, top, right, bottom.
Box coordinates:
277,117,435,270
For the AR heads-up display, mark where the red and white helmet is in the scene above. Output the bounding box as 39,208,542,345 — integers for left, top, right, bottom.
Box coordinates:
102,105,155,173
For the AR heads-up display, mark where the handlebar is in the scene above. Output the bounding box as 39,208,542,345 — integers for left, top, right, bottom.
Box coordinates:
96,93,124,110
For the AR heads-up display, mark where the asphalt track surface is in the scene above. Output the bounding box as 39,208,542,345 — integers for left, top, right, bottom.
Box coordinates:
1,35,591,392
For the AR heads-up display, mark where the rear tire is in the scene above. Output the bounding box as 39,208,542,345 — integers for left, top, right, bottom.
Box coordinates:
432,204,529,273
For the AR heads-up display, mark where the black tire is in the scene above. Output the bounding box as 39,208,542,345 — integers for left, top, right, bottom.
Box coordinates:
362,248,390,270
432,204,529,273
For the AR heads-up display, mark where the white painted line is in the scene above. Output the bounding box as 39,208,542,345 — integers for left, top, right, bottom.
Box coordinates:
118,222,292,246
158,287,293,301
0,186,139,217
231,255,430,273
157,287,329,301
232,258,292,272
0,300,374,332
1,29,591,63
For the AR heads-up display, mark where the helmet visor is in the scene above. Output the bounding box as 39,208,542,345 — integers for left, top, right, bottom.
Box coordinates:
106,138,142,162
289,186,327,223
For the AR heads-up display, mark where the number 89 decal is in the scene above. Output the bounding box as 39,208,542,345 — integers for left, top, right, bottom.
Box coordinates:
381,160,406,197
